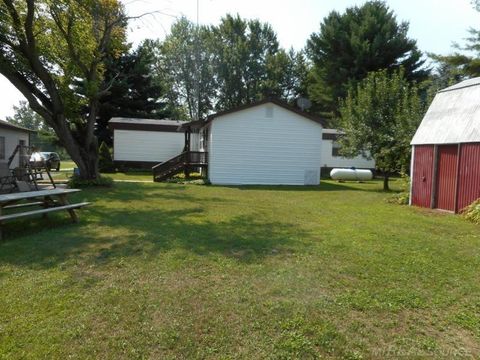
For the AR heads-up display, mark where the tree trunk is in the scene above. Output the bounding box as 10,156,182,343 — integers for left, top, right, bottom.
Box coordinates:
54,115,99,180
383,173,390,191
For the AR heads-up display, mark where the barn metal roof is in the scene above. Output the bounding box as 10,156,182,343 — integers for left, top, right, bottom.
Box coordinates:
411,77,480,145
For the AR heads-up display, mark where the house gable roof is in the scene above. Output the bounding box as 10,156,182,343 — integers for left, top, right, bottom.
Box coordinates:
204,99,327,127
411,77,480,145
109,117,187,133
0,119,36,133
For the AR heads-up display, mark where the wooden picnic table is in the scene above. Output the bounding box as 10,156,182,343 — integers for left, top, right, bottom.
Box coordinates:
0,188,89,240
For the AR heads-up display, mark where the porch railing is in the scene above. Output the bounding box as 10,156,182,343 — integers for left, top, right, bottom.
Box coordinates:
152,151,207,182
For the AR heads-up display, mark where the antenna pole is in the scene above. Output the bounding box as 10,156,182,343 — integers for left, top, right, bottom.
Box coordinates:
195,0,200,120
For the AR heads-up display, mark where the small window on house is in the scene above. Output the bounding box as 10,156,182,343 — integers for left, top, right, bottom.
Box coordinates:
265,105,274,118
0,137,5,160
332,141,342,157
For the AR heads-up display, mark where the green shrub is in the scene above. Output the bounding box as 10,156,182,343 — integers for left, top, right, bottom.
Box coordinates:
386,173,410,205
68,175,114,188
463,199,480,225
386,191,410,205
166,172,205,184
98,142,115,173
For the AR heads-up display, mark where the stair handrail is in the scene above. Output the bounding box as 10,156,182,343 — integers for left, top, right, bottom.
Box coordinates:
152,151,187,178
152,151,208,181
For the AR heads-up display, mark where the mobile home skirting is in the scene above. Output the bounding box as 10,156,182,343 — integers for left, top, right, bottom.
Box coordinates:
411,143,480,213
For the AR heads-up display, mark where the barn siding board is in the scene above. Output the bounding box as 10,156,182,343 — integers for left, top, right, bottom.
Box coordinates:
435,145,458,211
208,104,323,185
457,143,480,211
411,145,435,208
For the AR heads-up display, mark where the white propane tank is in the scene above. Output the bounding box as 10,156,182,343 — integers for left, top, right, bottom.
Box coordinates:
330,168,373,181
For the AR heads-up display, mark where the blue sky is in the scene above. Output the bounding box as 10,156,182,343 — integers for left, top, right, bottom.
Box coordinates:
1,0,479,118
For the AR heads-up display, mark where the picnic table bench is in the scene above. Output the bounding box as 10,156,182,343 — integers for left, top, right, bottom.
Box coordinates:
0,188,90,240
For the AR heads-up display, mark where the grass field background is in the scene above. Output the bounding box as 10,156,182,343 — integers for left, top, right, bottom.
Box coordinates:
0,180,479,358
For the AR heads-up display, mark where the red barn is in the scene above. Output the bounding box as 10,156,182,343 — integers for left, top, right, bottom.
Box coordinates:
410,78,480,213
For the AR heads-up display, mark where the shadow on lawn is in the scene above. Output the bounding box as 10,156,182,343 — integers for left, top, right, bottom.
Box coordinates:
0,185,306,268
220,180,393,193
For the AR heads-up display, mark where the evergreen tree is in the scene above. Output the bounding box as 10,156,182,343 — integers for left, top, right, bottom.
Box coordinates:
95,42,173,146
430,1,480,78
306,1,429,122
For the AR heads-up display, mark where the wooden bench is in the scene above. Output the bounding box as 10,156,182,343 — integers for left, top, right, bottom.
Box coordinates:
0,188,89,240
0,202,90,222
3,200,58,210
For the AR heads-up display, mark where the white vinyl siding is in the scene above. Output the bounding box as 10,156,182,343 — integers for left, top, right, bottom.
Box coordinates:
208,104,323,185
113,130,185,163
0,128,30,168
321,139,375,169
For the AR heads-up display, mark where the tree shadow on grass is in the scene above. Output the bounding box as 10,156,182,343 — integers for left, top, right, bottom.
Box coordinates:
218,180,390,192
0,200,306,269
77,182,234,204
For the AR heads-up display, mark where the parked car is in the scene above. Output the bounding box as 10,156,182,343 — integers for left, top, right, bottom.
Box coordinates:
30,152,61,171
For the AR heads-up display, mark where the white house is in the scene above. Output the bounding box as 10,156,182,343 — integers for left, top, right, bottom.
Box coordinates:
109,117,186,168
111,99,376,184
320,129,375,175
201,100,325,185
0,119,34,168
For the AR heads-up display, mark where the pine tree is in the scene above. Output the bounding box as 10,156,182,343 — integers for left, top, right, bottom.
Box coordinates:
306,1,429,122
94,42,173,146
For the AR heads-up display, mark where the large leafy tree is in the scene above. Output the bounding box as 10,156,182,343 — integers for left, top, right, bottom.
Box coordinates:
95,42,173,146
339,69,425,191
306,0,429,122
6,100,63,153
152,15,305,120
0,0,127,179
149,17,215,120
6,100,46,131
211,14,280,110
264,48,310,101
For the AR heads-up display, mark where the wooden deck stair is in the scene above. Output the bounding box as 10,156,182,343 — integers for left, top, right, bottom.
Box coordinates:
152,151,207,182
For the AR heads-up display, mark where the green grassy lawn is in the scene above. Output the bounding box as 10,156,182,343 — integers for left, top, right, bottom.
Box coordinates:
0,180,479,358
50,168,153,182
60,160,76,170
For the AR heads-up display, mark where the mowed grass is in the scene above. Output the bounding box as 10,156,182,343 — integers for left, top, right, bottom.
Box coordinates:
50,167,153,182
0,180,479,359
